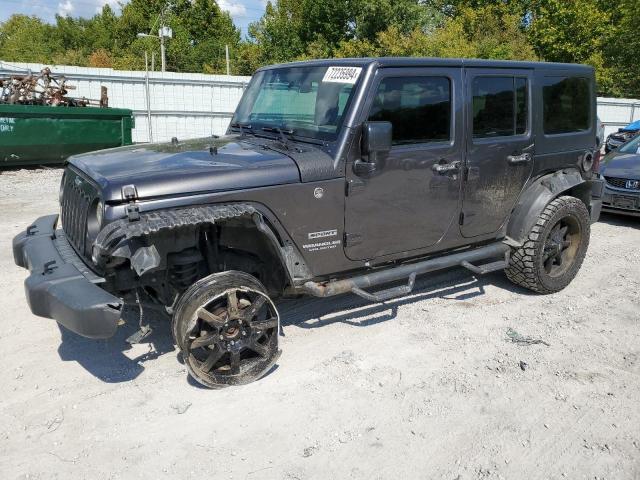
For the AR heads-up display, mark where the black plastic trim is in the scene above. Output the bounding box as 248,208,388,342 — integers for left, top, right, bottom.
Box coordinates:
12,215,123,339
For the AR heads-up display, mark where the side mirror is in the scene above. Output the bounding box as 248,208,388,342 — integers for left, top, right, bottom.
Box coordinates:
362,121,392,157
356,121,392,176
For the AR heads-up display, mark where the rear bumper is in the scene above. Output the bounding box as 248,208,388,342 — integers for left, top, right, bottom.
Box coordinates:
13,215,123,339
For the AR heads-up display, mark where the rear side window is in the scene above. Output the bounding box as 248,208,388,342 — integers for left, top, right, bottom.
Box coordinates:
543,77,590,134
368,76,451,145
472,76,528,138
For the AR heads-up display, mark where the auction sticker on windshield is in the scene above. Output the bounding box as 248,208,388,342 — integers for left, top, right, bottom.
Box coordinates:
322,66,362,84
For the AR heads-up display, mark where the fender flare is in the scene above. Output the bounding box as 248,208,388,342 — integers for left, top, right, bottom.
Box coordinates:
506,169,591,246
92,203,311,285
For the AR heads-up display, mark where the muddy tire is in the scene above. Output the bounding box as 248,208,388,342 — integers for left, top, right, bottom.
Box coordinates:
505,196,590,294
172,271,280,389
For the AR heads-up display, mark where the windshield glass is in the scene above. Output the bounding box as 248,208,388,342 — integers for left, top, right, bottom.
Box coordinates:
231,65,362,141
618,134,640,154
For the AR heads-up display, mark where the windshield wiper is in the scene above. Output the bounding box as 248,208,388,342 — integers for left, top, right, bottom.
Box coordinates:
261,126,294,149
230,122,253,136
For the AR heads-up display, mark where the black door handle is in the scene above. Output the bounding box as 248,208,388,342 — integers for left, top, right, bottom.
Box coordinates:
507,153,532,165
432,160,460,174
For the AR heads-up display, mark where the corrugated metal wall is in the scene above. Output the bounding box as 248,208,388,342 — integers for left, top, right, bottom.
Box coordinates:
0,61,250,143
596,97,640,138
2,60,639,143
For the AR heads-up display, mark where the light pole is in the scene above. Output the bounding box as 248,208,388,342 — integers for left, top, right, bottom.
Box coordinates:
137,26,172,72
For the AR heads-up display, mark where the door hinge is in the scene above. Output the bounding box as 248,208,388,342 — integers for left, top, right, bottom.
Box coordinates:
344,232,363,247
459,211,465,225
346,178,365,196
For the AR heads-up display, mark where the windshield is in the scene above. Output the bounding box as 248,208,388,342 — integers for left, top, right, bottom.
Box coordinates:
231,65,362,141
618,134,640,154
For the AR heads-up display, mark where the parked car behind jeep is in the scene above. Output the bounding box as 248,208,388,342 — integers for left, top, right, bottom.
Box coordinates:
13,58,603,388
605,119,640,153
600,133,640,216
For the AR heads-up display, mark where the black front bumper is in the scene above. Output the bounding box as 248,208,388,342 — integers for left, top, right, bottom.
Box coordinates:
13,215,123,339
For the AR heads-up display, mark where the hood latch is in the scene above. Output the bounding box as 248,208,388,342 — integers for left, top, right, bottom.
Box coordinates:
122,184,140,222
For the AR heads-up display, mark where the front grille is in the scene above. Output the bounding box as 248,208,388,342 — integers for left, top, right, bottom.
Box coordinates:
60,168,97,256
605,176,640,190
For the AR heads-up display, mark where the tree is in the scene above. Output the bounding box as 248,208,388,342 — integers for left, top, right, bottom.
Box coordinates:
335,5,535,61
601,0,638,97
0,15,59,63
527,0,616,93
241,0,443,73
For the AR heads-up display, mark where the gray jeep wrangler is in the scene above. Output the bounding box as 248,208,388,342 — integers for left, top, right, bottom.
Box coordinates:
13,58,604,388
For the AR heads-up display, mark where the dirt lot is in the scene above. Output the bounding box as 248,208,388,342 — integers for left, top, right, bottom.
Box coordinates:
0,167,639,480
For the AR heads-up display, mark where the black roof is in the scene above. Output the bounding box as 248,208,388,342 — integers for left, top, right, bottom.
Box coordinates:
260,57,593,72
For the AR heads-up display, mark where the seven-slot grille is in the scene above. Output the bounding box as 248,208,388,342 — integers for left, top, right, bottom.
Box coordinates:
605,176,640,190
60,169,97,256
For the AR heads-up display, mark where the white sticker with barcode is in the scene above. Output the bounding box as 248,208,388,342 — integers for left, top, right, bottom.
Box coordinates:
322,66,362,84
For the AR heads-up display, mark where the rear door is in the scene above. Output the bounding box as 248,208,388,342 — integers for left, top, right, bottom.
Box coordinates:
461,69,534,237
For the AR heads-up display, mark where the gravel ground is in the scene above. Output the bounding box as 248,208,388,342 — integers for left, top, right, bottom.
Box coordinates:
1,167,639,480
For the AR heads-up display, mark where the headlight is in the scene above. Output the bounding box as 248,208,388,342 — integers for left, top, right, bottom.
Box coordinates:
95,201,104,226
87,200,104,238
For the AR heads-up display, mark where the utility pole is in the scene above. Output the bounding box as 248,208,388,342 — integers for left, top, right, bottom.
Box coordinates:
160,30,166,72
225,45,230,75
144,51,153,143
137,5,172,73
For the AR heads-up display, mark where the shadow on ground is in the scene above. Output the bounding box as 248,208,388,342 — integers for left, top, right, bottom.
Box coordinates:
57,304,175,383
598,212,639,228
277,266,531,331
55,266,530,384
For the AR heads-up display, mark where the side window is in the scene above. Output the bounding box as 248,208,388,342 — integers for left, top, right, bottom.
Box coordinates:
472,76,528,138
368,76,451,145
543,77,590,134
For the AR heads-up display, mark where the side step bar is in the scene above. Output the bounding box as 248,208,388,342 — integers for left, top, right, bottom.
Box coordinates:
460,250,510,275
303,242,510,301
351,273,417,303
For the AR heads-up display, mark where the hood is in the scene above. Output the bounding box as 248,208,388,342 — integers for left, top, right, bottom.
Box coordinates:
69,135,301,202
601,150,640,180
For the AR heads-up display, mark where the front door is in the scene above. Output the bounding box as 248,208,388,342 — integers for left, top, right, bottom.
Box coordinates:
345,67,463,261
461,69,534,237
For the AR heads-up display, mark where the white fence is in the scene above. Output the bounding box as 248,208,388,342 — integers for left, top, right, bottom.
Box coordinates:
596,96,640,138
2,60,639,143
0,61,250,143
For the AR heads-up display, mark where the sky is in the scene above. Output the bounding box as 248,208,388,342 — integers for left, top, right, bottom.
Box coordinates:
0,0,268,36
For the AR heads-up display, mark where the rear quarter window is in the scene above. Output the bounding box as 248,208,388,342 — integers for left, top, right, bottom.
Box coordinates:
543,76,591,135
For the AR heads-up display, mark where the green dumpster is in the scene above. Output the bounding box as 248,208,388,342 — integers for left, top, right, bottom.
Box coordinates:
0,104,134,167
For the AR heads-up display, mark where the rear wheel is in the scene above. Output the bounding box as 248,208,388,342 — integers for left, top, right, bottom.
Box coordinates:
172,271,280,388
505,196,590,294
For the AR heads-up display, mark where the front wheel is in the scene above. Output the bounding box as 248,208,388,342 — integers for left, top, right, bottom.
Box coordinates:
172,271,280,388
505,196,591,294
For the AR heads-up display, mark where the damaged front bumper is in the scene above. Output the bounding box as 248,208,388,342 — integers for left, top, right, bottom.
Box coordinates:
12,214,123,339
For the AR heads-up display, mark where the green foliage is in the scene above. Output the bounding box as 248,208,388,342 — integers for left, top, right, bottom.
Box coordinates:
334,5,535,61
603,0,639,97
0,1,240,74
0,15,59,63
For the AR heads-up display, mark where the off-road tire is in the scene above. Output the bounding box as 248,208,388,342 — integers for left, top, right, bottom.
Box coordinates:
505,196,590,294
172,271,280,388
